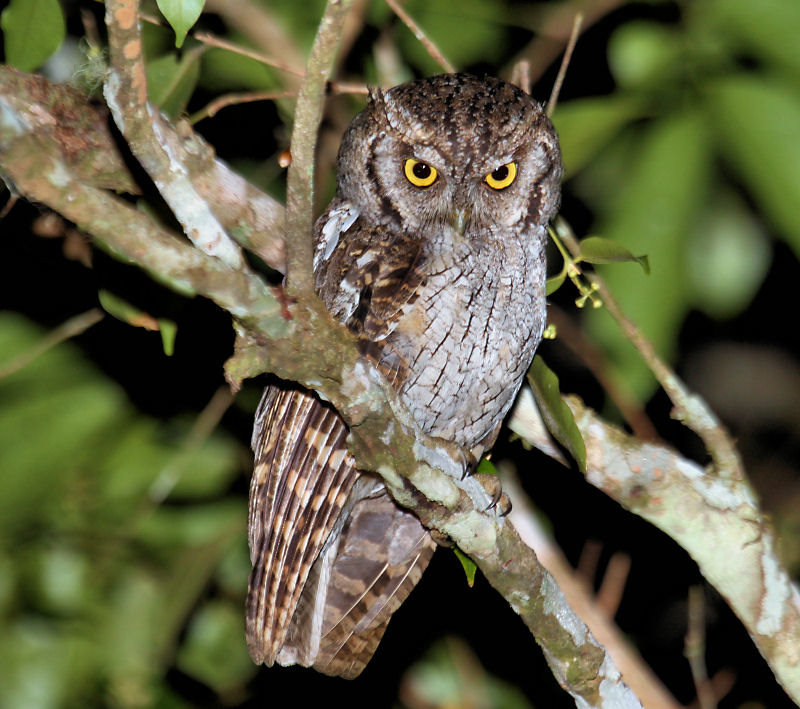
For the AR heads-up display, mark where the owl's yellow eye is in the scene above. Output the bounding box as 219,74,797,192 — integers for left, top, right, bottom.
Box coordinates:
403,158,438,188
485,161,517,190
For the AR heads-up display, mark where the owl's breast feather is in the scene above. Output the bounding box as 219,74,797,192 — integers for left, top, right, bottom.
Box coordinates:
388,244,545,449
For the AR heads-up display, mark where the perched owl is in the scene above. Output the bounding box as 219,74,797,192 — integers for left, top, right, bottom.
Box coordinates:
247,73,562,678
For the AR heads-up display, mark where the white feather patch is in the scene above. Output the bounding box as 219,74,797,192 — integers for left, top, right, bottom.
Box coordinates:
316,203,360,269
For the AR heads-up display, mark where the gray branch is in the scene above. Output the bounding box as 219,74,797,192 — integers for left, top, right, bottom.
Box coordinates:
510,388,800,703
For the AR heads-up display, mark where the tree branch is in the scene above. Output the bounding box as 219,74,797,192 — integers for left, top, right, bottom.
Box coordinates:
103,0,246,270
558,224,743,480
283,0,355,296
509,388,800,703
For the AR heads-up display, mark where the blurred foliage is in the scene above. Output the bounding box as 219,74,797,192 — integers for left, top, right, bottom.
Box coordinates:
553,0,798,399
0,313,252,708
398,637,535,709
2,0,800,706
0,0,65,72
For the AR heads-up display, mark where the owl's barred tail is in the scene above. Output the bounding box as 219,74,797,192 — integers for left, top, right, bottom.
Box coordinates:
246,384,436,677
246,385,357,667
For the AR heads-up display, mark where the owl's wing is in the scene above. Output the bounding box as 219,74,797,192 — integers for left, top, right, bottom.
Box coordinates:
247,384,435,677
246,384,358,666
316,214,427,384
296,482,435,678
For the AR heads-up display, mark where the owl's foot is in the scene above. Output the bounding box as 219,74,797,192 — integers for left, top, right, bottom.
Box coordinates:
473,473,512,517
461,450,479,479
429,529,453,547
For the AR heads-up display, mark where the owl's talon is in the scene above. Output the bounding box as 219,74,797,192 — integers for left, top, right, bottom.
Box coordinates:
495,492,513,517
461,451,479,479
472,473,511,516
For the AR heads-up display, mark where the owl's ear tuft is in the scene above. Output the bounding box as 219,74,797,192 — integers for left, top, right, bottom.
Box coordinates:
368,86,385,106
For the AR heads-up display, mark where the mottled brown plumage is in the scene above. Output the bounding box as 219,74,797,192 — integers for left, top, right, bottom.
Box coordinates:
247,73,562,677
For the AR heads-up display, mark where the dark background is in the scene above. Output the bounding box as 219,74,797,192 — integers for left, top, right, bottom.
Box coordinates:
2,0,799,707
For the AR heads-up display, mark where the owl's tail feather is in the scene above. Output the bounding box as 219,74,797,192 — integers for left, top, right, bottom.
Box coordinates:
246,385,358,667
246,384,435,678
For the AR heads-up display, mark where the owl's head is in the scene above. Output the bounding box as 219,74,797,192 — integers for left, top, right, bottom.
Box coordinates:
336,73,562,243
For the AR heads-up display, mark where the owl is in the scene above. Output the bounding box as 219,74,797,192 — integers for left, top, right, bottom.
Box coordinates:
246,73,562,678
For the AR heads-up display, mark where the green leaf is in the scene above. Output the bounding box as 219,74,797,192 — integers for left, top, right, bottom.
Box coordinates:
608,21,682,89
699,0,800,80
146,48,203,118
706,76,800,260
687,190,771,320
578,236,649,274
99,291,178,354
475,457,498,476
527,356,586,473
545,271,566,296
158,319,178,356
99,290,159,330
550,96,645,179
156,0,205,48
452,548,477,588
585,109,711,400
0,0,65,72
176,601,256,693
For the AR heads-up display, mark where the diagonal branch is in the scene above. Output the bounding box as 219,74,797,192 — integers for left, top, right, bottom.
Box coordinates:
103,0,246,270
509,388,800,703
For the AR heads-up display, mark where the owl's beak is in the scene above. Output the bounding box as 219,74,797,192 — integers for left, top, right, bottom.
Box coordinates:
449,207,471,236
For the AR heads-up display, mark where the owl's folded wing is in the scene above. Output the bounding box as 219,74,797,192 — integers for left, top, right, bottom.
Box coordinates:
246,384,358,666
309,485,436,678
316,215,427,385
247,384,436,678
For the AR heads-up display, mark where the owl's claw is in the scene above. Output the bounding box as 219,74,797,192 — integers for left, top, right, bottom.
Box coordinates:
473,473,512,516
461,450,479,480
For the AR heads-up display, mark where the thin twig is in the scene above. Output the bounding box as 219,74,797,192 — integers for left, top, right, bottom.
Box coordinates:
385,0,456,73
595,551,631,618
283,0,356,296
0,309,104,380
685,586,717,709
510,60,531,94
0,193,18,219
547,12,583,115
193,31,306,78
203,0,306,89
330,80,370,95
190,90,297,124
508,0,622,86
149,386,236,503
557,220,744,479
547,305,661,442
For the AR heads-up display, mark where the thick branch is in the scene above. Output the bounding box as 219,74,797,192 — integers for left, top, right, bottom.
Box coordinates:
509,388,800,703
103,0,246,270
0,128,286,337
